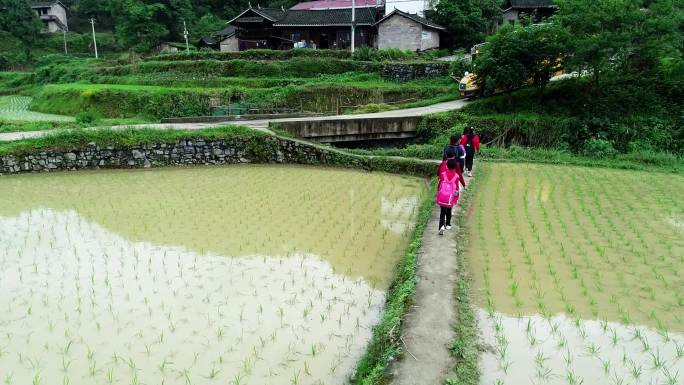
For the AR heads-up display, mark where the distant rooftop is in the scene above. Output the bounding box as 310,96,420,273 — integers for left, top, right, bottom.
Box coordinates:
290,0,379,10
504,0,555,9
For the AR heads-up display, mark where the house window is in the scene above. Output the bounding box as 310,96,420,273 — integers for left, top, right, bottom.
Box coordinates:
291,32,301,42
508,19,515,25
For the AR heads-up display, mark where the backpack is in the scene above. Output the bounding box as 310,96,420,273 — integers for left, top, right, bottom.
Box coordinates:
436,172,459,207
465,134,474,147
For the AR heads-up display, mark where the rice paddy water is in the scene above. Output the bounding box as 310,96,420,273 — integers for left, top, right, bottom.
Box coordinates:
0,165,427,385
468,163,684,385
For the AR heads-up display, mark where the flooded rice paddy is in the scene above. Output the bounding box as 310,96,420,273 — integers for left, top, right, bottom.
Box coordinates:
0,165,426,385
468,163,684,385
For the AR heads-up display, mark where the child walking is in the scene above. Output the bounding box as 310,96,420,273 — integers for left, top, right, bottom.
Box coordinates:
460,127,480,177
436,156,466,235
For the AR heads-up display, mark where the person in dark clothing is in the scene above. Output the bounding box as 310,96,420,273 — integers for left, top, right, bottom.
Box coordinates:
443,134,466,171
460,127,480,177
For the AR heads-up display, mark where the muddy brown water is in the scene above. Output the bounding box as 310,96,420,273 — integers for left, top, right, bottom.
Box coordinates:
0,165,426,385
467,163,684,385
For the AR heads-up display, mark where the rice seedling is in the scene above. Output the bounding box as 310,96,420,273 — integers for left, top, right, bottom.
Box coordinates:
0,166,426,385
466,164,684,385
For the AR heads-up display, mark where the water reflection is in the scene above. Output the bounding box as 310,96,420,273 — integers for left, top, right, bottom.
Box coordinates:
478,309,684,385
0,209,385,385
0,165,426,287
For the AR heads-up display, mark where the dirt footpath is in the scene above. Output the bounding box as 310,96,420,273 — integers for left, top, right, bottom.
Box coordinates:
389,175,471,385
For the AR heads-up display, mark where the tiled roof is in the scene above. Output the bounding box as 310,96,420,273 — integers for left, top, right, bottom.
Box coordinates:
229,8,287,24
376,9,445,30
230,6,376,27
31,1,60,8
215,26,237,38
505,0,554,9
274,8,376,26
290,0,378,10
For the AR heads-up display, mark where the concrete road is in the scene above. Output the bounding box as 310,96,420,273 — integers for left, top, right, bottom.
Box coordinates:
0,99,469,142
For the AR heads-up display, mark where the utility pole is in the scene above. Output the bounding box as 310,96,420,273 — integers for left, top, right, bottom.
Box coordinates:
90,18,98,59
351,0,355,54
183,20,190,54
62,27,68,55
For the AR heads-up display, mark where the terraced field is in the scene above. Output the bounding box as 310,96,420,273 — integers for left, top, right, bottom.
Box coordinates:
0,95,74,122
467,163,684,385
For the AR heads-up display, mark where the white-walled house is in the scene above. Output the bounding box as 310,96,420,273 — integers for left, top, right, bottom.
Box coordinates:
31,1,68,33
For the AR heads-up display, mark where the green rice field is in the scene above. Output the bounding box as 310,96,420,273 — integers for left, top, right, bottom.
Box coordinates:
0,95,74,122
467,163,684,385
0,165,427,385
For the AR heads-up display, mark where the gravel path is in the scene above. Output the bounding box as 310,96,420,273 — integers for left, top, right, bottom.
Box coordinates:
0,99,468,142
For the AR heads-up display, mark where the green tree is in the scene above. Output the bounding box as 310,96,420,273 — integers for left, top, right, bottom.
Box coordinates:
0,0,42,59
191,13,225,40
474,23,571,94
108,0,195,51
554,0,683,85
433,0,501,49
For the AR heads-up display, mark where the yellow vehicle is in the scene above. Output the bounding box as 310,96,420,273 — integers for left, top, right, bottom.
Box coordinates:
458,72,488,99
458,43,489,98
457,43,564,99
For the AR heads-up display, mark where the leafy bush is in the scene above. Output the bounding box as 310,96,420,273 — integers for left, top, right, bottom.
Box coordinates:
449,56,472,79
582,138,618,158
75,110,102,124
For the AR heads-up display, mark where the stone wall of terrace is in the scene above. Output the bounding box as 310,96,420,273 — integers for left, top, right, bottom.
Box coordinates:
381,62,449,82
0,136,436,176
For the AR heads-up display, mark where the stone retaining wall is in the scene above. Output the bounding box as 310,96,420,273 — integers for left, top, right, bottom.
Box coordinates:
0,136,436,176
381,62,450,82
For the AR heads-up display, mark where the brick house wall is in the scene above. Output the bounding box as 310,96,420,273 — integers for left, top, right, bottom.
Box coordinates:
377,14,440,51
377,15,422,51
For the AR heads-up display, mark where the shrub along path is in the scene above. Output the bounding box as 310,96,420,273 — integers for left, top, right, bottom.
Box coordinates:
389,173,472,385
0,99,469,142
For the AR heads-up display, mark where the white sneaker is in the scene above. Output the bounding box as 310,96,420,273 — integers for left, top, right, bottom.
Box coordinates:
467,170,473,177
439,226,445,235
446,225,452,230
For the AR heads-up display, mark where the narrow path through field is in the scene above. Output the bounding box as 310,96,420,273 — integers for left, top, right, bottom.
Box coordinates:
389,173,472,385
0,99,468,142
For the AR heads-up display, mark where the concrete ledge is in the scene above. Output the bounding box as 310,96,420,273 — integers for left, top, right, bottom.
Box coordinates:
275,116,420,143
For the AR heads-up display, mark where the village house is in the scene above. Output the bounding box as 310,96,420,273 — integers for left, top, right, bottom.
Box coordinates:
500,0,556,26
31,0,68,33
227,4,378,50
208,0,444,52
376,9,444,51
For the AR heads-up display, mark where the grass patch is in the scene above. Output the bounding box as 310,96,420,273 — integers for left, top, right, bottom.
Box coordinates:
446,166,482,385
352,179,436,385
